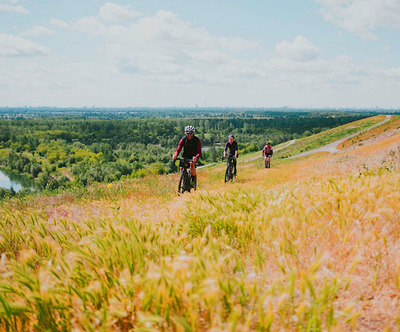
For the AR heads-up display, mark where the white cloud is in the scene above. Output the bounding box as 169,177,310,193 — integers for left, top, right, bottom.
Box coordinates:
0,3,28,14
131,10,257,51
98,2,141,21
381,67,400,81
275,36,321,61
265,54,398,106
185,50,229,64
316,0,400,40
66,8,259,84
49,18,69,29
2,3,399,107
72,10,257,51
0,33,50,56
20,25,54,37
68,8,393,92
218,61,266,79
267,53,368,84
73,16,109,36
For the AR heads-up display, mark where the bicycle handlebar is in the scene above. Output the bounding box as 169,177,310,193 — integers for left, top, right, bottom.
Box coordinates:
175,157,195,169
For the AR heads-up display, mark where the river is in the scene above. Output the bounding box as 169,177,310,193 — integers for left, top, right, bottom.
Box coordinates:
0,169,34,192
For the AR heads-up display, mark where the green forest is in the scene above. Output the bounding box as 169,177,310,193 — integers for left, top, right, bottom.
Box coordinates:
0,111,368,196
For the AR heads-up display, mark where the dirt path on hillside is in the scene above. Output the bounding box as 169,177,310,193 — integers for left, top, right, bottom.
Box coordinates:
291,115,391,159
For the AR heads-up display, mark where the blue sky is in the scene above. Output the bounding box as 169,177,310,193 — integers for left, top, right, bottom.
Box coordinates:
1,0,400,108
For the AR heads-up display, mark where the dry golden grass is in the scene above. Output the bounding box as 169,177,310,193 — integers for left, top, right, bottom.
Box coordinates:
1,117,400,331
338,115,400,149
276,115,386,158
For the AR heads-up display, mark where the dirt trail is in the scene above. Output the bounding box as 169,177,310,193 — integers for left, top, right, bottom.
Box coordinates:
291,115,391,159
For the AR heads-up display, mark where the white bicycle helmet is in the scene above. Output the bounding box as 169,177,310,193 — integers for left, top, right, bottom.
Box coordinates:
185,125,195,134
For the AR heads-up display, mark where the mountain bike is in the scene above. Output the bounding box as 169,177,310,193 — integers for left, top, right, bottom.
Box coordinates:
264,155,271,168
177,158,196,194
224,156,236,183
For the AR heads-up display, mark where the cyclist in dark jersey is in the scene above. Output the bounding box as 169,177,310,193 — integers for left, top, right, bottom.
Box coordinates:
173,125,202,183
223,134,238,176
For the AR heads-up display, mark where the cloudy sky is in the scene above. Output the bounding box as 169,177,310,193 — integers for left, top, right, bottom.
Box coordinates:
1,0,400,108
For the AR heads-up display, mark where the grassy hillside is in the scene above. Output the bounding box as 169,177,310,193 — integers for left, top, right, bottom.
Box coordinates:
276,115,385,158
1,115,400,331
338,115,400,150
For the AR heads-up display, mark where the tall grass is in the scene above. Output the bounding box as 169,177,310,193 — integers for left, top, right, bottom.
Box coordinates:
1,120,400,330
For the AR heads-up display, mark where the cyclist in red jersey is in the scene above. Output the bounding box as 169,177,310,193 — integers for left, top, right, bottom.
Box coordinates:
172,125,202,184
262,142,273,167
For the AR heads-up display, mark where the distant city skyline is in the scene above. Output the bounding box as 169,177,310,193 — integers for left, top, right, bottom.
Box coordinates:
1,0,400,108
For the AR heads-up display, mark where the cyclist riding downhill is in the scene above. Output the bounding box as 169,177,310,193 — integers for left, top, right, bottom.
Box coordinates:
173,125,202,189
222,134,238,178
262,141,273,168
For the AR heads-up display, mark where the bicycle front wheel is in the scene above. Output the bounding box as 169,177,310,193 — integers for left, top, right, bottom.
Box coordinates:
178,171,188,194
185,171,191,193
225,167,232,183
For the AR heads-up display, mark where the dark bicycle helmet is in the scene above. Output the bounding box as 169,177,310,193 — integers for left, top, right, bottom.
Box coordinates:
185,125,195,134
229,134,235,139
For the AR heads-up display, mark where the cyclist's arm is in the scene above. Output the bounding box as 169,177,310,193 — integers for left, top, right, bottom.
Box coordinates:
173,139,184,160
194,139,202,161
234,142,238,158
223,142,228,158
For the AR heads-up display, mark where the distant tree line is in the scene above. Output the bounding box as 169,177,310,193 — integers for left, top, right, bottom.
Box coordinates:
0,107,382,120
0,112,368,190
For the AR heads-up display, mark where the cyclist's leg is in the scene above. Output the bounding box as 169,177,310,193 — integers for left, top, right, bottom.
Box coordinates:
189,160,197,187
224,161,228,183
233,157,237,176
190,160,196,176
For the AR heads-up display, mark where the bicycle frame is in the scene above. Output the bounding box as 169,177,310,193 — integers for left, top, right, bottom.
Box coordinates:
177,158,195,194
225,156,235,183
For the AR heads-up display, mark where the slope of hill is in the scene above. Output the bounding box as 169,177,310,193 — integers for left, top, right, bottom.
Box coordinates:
1,115,400,331
338,114,400,150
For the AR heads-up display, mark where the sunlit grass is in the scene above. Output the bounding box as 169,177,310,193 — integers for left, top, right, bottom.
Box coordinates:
338,115,400,149
1,116,400,330
277,115,386,158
